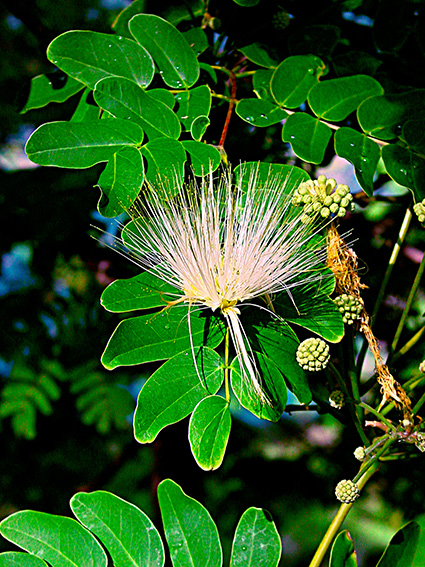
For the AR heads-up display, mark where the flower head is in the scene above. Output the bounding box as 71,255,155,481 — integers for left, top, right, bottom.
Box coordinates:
117,166,328,400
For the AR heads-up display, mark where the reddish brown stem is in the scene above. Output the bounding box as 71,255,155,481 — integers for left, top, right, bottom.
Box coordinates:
218,69,237,148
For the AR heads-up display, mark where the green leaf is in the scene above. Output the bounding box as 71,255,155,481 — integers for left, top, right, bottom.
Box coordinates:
282,113,333,164
101,310,225,370
26,119,144,169
402,119,425,153
129,15,200,88
47,31,154,89
233,0,261,6
334,127,380,196
271,55,325,109
189,395,231,470
134,347,224,443
377,521,420,567
246,315,311,404
236,99,288,127
234,161,310,194
158,479,222,567
308,75,383,121
382,144,425,200
71,88,101,122
239,43,278,68
97,146,144,217
0,511,107,567
357,91,425,141
329,530,358,567
253,69,274,101
275,272,344,343
230,352,287,422
94,77,181,140
230,508,281,567
148,88,176,109
70,491,165,567
183,28,209,57
181,141,221,175
141,138,187,186
0,552,48,566
175,85,212,131
101,272,177,313
191,115,211,141
21,73,84,113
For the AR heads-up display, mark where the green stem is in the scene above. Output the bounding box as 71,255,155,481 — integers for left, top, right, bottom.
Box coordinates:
358,402,396,431
391,323,425,363
353,437,394,482
411,390,425,416
224,326,230,403
388,250,425,364
328,362,369,445
308,462,379,567
356,207,412,377
346,328,363,425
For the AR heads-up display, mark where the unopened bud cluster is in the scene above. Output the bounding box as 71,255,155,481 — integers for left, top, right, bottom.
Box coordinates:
272,10,290,29
335,479,360,503
413,199,425,226
415,432,425,452
296,338,330,371
329,389,345,409
333,294,363,325
354,447,366,461
292,175,354,222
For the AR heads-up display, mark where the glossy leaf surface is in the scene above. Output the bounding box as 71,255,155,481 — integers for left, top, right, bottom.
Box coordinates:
26,120,144,168
141,138,187,186
236,99,288,126
271,55,324,109
175,85,211,131
282,113,333,164
308,75,383,121
101,310,225,369
231,352,287,422
129,15,200,88
101,272,177,313
334,127,380,196
181,140,221,175
189,395,231,470
21,74,83,113
94,77,181,140
0,553,47,566
0,511,107,567
158,479,222,567
230,508,281,567
134,347,224,443
382,145,425,200
47,31,154,89
97,146,144,216
329,530,358,567
71,491,164,567
377,521,420,567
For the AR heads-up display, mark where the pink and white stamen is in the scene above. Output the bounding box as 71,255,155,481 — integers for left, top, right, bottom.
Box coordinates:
120,166,326,401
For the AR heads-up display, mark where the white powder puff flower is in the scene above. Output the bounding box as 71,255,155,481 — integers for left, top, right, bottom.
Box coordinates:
114,165,328,402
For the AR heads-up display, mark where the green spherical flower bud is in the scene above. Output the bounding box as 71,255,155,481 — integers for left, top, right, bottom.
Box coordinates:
320,207,330,218
419,360,425,374
329,389,345,409
296,338,330,371
329,202,339,214
334,294,363,325
354,447,366,461
335,479,360,503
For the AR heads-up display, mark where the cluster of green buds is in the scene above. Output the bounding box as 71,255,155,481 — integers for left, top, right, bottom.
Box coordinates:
296,338,330,372
333,294,363,325
329,389,345,409
292,175,354,223
354,447,366,461
272,10,290,29
413,199,425,226
335,479,360,503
